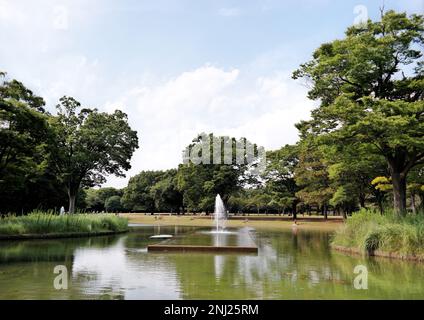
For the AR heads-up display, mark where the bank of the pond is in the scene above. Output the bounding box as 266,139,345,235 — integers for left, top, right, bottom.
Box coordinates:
331,244,424,262
121,213,343,231
332,209,424,262
0,212,129,240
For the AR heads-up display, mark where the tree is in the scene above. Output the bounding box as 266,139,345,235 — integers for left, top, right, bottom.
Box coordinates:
295,141,333,219
121,171,165,213
0,72,68,213
293,11,424,215
406,164,424,213
149,169,183,213
325,143,389,212
264,144,300,219
177,133,256,213
105,195,123,213
227,194,249,214
85,187,123,212
50,96,139,213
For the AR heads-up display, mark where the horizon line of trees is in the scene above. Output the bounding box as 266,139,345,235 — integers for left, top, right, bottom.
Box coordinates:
81,10,424,218
1,10,423,218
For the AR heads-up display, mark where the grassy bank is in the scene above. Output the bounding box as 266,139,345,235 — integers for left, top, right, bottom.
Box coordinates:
122,213,342,231
0,211,128,237
332,209,424,260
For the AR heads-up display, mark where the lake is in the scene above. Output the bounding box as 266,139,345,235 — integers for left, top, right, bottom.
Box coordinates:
0,224,423,299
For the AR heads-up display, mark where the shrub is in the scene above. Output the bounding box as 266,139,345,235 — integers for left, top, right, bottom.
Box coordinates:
332,208,424,259
0,211,128,235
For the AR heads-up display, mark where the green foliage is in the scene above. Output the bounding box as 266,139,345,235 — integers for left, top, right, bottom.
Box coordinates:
49,96,139,213
0,72,67,213
263,144,299,215
177,133,252,212
0,211,128,235
295,141,333,209
85,187,123,212
2,10,423,219
293,11,424,215
105,195,123,213
122,169,183,213
333,208,424,258
371,176,393,192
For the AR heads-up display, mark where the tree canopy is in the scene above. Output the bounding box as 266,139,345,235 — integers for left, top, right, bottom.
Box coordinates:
50,96,139,213
293,10,424,215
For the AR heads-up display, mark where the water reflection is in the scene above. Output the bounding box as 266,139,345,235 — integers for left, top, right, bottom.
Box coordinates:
0,225,423,299
213,233,225,281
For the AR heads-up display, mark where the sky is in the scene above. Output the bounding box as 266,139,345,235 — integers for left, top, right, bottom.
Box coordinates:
0,0,422,188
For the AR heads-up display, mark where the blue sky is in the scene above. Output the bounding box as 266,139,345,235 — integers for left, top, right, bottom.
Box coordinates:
0,0,422,187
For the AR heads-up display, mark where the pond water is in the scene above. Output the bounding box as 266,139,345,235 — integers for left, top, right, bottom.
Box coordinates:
0,225,423,299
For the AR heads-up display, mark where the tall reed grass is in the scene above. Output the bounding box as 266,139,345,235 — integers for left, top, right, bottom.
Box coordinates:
0,210,128,235
332,208,424,259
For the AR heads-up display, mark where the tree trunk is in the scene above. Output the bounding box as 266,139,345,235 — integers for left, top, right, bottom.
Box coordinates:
359,193,366,208
292,202,297,220
391,171,407,216
68,193,76,214
411,193,417,215
66,180,81,214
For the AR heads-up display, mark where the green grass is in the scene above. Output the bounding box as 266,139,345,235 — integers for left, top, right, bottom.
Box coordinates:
332,208,424,259
0,210,128,236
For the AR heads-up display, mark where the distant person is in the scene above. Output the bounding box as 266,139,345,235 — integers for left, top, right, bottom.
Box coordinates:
291,219,298,235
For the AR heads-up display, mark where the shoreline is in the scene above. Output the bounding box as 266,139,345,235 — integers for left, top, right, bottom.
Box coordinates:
331,244,424,263
0,229,128,241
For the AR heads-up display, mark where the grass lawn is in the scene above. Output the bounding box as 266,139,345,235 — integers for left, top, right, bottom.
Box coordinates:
121,213,343,231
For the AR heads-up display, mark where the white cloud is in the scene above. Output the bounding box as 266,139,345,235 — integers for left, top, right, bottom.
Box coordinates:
218,7,242,17
0,0,103,108
0,0,82,30
0,0,26,25
102,65,316,188
52,5,69,30
0,1,317,189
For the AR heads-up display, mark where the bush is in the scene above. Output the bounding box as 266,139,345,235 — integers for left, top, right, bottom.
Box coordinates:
333,208,424,259
0,210,128,235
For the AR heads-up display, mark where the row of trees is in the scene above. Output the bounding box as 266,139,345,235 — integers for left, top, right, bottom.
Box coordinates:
97,137,420,217
94,11,423,218
0,74,138,214
1,10,423,219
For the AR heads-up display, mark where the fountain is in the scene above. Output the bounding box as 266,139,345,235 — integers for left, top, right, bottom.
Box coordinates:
147,194,258,253
213,194,226,233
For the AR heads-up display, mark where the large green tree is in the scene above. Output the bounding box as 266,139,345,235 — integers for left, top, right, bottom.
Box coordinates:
149,169,183,213
50,96,139,213
0,73,67,213
293,11,424,215
122,170,176,213
264,144,300,219
177,133,257,213
105,195,123,213
325,143,389,215
85,187,123,212
294,141,333,219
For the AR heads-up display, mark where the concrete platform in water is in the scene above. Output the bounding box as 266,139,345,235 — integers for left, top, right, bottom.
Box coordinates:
147,244,258,253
